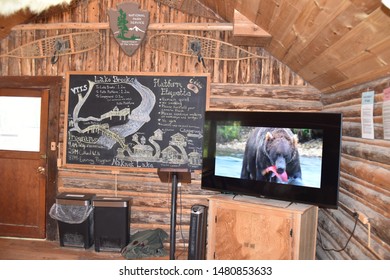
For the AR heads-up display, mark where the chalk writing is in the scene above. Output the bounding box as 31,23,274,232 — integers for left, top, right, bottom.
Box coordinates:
65,73,208,170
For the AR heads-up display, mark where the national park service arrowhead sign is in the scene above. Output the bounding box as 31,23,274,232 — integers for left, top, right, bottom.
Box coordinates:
108,2,149,56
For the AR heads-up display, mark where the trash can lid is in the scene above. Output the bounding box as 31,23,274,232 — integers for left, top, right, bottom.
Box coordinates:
56,193,94,206
92,196,130,208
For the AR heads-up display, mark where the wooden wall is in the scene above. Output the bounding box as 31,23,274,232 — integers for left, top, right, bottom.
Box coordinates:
0,0,388,260
318,76,390,260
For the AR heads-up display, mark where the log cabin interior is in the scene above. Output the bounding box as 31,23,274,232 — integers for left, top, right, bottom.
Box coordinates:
0,0,389,260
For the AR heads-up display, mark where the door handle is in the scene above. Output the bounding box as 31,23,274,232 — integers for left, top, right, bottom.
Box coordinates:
37,166,46,175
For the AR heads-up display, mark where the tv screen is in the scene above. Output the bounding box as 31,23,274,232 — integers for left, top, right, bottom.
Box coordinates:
201,111,342,208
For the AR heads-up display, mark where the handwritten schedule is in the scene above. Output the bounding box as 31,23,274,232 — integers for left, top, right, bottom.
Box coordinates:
64,72,209,171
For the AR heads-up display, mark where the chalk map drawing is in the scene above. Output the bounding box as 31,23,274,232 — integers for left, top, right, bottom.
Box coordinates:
66,75,206,170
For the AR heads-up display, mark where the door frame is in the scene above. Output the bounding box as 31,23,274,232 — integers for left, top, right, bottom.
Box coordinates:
0,76,62,240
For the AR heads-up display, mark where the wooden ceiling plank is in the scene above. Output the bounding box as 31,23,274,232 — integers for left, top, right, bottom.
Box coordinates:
321,37,390,93
299,8,390,82
308,68,348,90
282,0,352,68
349,0,383,14
266,0,300,38
262,0,308,59
267,0,329,63
370,37,390,65
336,36,390,79
254,0,278,31
283,0,380,69
235,0,261,22
338,56,390,82
280,0,382,63
321,69,390,94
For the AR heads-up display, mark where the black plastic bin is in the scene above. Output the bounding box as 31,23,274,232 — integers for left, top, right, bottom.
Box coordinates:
52,193,94,249
92,196,130,252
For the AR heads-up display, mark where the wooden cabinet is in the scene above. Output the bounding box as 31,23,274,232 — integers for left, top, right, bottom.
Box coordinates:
206,195,318,260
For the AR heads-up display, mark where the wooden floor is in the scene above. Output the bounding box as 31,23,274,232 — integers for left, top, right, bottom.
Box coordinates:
0,237,187,260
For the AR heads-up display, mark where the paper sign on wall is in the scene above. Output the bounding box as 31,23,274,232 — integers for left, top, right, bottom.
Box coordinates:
383,87,390,140
361,91,375,139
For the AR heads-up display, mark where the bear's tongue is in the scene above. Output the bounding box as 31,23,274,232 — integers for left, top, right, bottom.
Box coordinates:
263,165,288,182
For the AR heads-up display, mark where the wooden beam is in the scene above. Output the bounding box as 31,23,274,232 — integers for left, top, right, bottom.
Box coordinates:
230,9,272,47
12,22,234,31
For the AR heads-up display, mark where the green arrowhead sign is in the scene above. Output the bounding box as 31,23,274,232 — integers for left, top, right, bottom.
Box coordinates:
108,2,149,56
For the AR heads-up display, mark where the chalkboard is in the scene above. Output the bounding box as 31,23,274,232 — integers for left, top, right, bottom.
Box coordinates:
64,71,209,171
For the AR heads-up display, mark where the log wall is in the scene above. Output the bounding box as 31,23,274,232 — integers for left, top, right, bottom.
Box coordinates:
318,76,390,260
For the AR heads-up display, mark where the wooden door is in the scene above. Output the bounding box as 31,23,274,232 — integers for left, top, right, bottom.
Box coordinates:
0,88,49,238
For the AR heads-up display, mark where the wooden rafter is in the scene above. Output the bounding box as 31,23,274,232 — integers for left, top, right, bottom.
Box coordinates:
230,9,272,47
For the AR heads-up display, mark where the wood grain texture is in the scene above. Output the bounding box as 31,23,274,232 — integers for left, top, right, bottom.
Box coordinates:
207,195,318,260
316,77,390,260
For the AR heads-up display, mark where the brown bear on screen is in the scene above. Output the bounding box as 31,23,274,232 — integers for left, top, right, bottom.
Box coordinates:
240,127,303,185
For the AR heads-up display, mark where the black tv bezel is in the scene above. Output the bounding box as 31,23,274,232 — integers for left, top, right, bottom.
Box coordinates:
201,111,342,209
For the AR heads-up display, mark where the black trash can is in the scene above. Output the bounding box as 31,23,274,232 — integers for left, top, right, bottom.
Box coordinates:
51,193,94,249
92,196,130,252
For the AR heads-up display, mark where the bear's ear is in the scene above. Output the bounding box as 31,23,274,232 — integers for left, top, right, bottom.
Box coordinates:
266,132,274,141
293,134,299,147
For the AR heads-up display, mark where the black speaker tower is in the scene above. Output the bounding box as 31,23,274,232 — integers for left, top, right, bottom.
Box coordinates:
188,204,208,260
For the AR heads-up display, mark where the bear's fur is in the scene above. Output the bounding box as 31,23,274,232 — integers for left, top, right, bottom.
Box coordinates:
240,127,303,185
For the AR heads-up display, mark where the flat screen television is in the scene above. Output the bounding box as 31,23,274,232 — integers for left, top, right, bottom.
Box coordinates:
201,111,342,208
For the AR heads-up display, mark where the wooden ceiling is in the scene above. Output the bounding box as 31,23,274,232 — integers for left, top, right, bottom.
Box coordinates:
199,0,390,93
1,0,390,93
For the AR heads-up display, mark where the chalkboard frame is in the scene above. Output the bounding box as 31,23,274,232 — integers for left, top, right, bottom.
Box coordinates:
63,71,210,172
